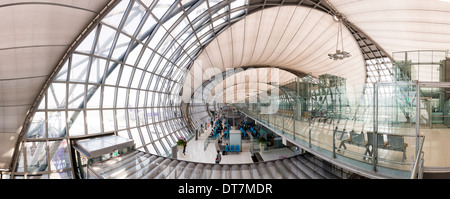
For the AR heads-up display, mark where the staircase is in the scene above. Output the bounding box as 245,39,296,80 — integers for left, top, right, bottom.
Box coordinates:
89,151,341,179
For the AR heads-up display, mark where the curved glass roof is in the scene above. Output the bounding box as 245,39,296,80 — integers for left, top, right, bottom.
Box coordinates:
7,0,449,179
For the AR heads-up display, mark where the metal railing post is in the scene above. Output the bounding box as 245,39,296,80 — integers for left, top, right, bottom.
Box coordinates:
333,127,336,158
373,83,378,172
308,115,312,148
415,83,420,156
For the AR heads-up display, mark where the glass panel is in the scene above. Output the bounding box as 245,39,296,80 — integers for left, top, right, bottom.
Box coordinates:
131,69,143,89
154,140,164,155
111,33,132,61
55,60,69,81
128,89,138,107
68,84,85,109
154,58,167,75
148,122,156,132
158,34,175,55
208,0,222,7
116,87,128,108
125,43,144,66
102,0,130,28
141,72,151,90
68,111,85,136
70,54,90,83
130,128,143,148
88,58,107,83
48,140,70,170
171,17,189,39
141,0,154,8
128,108,137,128
117,109,128,130
86,110,101,134
75,26,98,54
136,14,158,40
137,108,145,125
123,1,147,36
48,111,66,138
149,26,167,48
136,47,153,69
188,1,207,22
119,66,133,87
86,85,101,109
103,86,116,108
27,112,46,139
139,91,147,108
162,6,182,30
230,0,246,10
103,110,116,132
141,126,152,144
25,141,48,172
160,138,170,151
152,0,174,20
148,53,162,72
148,143,157,154
37,94,46,110
95,25,117,58
105,63,121,86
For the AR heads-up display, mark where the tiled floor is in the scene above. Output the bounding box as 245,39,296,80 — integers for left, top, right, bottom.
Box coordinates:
176,126,295,164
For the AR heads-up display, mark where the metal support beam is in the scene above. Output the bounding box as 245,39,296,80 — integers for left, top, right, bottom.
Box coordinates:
416,83,420,156
373,83,378,172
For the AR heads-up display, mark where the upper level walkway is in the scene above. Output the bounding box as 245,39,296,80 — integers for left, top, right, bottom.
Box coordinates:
236,107,449,179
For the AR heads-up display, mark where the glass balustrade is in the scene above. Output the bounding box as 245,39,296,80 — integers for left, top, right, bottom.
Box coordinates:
231,72,432,178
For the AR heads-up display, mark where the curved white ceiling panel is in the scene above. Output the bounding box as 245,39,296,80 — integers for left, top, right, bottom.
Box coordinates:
0,0,110,169
185,5,366,103
204,68,298,104
0,1,109,133
328,0,450,56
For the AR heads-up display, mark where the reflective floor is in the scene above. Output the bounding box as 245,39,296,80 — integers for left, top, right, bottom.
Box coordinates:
176,126,296,164
421,128,450,168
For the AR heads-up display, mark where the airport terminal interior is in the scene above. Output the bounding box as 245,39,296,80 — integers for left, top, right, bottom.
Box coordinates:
1,0,450,179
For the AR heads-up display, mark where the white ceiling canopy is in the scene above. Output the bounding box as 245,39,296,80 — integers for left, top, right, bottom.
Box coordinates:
0,0,111,168
204,68,298,104
183,5,366,105
328,0,450,56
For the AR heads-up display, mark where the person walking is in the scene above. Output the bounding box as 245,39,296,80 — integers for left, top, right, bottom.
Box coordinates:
215,150,221,164
183,140,187,155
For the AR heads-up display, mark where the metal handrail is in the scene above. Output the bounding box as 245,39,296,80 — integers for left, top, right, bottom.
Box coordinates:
411,135,425,179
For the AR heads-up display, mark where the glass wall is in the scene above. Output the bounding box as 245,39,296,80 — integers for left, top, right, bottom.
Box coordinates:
13,0,248,179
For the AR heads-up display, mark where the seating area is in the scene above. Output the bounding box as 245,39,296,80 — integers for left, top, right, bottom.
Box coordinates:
224,144,240,153
335,128,408,162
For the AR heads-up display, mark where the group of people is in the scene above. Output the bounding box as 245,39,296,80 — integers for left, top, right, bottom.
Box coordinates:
210,114,227,164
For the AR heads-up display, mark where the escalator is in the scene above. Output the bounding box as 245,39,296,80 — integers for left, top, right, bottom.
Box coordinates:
88,150,342,179
70,135,343,179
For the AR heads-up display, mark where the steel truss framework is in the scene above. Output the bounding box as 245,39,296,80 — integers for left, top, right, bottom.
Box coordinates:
9,0,394,179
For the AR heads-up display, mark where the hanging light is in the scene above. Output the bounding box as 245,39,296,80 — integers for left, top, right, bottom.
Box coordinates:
328,16,351,61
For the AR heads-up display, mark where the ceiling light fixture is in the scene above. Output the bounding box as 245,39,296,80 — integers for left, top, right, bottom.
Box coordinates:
328,16,351,61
